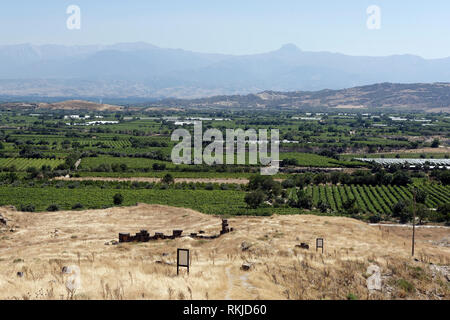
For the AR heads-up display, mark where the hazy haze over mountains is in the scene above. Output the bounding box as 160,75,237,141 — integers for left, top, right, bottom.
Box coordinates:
1,42,450,99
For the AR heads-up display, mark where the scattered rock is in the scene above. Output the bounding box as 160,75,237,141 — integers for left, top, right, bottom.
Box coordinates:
104,240,118,245
432,237,450,248
241,263,253,271
430,264,450,281
0,214,7,226
240,242,251,251
155,260,173,266
16,272,24,278
295,243,309,250
50,229,59,238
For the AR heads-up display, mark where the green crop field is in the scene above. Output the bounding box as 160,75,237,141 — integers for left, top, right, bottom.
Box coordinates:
0,158,65,170
0,108,448,222
0,186,299,216
80,156,175,170
304,184,450,215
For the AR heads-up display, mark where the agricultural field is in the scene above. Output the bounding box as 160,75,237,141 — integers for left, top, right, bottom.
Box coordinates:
305,184,450,215
280,152,363,167
0,108,447,224
0,185,299,216
0,158,64,170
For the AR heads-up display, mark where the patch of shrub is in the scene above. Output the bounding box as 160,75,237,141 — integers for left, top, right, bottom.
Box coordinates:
20,204,35,212
72,203,84,210
46,204,60,212
397,279,415,293
113,193,124,205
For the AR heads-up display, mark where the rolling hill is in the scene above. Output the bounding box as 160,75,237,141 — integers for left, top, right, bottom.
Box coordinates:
151,82,450,112
0,204,448,300
0,100,124,112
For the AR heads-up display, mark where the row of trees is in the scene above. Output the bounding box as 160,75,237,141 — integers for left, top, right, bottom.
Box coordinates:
243,175,450,225
280,169,412,188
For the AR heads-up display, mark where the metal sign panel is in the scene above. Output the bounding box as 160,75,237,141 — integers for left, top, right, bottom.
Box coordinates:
316,238,324,253
177,249,190,275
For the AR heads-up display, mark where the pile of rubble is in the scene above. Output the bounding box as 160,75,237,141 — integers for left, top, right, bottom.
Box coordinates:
432,236,450,248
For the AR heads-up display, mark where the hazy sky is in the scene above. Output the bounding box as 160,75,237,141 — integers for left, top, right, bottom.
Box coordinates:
1,0,450,58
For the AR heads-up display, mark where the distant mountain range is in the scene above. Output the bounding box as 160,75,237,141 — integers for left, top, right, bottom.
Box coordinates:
2,83,449,113
151,83,450,113
1,42,450,99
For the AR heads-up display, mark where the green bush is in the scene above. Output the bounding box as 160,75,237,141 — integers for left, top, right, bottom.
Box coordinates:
369,214,381,223
346,293,358,300
71,203,84,210
46,204,60,212
20,204,35,212
113,193,124,205
244,190,266,209
162,174,174,185
397,279,415,293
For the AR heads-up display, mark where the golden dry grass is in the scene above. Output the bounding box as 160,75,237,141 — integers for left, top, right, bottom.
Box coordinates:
0,204,448,300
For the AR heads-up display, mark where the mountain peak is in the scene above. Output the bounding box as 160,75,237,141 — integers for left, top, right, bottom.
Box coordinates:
278,43,301,52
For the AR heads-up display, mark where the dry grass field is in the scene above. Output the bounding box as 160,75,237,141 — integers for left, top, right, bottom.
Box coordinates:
38,100,124,111
0,204,448,300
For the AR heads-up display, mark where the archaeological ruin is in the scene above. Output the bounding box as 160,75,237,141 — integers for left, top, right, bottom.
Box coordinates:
119,219,233,243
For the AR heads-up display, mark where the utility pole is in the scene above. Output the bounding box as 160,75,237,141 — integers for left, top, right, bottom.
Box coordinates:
412,188,416,257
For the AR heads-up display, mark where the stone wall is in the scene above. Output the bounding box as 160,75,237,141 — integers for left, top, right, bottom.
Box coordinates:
119,219,233,243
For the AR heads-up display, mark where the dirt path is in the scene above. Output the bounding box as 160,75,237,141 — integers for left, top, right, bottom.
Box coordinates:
225,267,233,300
369,223,450,229
224,265,258,300
74,159,81,170
343,147,450,156
54,176,251,184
